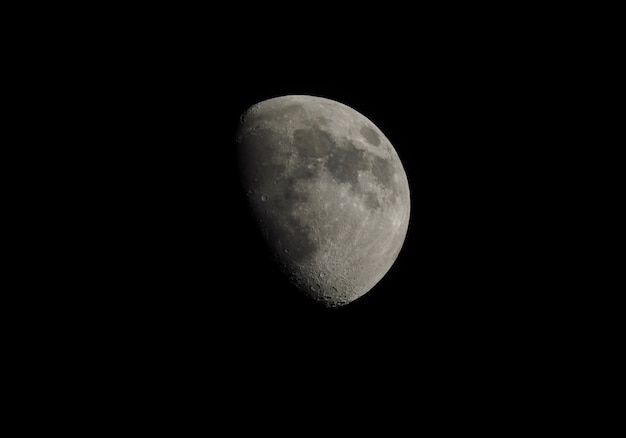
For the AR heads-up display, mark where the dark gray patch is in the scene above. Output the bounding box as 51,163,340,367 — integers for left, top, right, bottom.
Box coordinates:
360,125,381,146
371,155,394,188
326,141,368,186
293,126,335,158
364,191,381,210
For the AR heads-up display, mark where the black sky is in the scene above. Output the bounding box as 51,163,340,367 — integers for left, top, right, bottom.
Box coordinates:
79,15,577,417
106,52,548,358
20,5,600,430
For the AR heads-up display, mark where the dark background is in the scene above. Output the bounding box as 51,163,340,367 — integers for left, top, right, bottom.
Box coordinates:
99,52,552,378
9,4,605,431
63,9,585,422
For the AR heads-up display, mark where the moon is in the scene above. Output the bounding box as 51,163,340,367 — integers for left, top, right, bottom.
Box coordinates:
235,95,410,307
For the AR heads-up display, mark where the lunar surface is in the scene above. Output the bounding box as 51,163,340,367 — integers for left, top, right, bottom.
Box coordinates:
235,95,410,307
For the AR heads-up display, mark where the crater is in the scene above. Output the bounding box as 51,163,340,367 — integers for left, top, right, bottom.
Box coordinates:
360,125,381,146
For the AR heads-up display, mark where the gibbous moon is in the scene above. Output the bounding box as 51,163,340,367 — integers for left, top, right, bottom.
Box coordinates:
235,95,410,307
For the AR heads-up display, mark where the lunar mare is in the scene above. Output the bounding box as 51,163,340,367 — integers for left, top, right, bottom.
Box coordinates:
236,95,410,307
